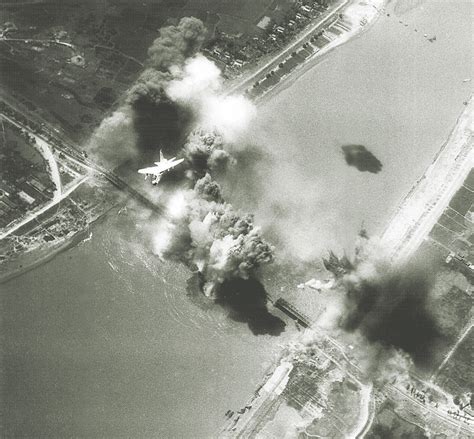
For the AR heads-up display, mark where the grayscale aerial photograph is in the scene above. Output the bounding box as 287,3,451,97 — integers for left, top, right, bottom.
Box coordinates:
0,0,472,437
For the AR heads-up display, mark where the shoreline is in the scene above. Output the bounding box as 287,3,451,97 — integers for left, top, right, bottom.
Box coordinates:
0,228,90,285
381,96,473,262
1,1,387,283
225,0,351,95
253,0,386,105
0,202,120,285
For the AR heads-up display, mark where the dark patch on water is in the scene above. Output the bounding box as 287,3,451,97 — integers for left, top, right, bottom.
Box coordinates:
341,144,383,174
215,278,286,336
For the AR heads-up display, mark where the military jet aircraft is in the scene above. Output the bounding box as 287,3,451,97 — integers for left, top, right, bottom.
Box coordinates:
138,150,184,185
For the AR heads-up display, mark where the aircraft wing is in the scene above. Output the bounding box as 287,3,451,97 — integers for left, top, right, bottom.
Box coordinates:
153,158,184,173
138,158,184,175
138,166,162,175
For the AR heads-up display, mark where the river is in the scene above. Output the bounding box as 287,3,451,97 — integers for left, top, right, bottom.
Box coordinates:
228,0,473,258
1,212,291,438
1,0,473,437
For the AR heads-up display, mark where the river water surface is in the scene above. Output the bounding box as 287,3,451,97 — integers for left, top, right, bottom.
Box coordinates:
230,0,473,257
2,0,473,437
2,215,290,438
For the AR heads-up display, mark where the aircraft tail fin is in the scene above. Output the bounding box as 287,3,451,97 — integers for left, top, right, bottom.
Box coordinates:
159,150,165,161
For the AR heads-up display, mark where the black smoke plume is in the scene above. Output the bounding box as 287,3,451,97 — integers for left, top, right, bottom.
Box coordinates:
130,90,192,158
89,18,206,165
125,16,208,157
126,69,171,107
127,17,206,110
340,239,444,371
215,278,285,336
147,17,206,72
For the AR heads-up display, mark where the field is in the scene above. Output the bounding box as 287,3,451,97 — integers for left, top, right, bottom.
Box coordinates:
0,120,55,227
0,0,298,143
428,169,474,262
406,166,474,381
366,401,428,439
435,327,474,397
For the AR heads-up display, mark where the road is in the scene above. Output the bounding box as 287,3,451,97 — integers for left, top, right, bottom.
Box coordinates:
432,322,473,381
227,0,350,95
0,176,88,240
356,393,376,439
31,127,62,200
0,37,77,52
1,99,163,216
1,113,62,201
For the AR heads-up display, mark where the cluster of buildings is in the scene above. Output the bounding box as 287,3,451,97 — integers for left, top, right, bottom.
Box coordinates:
222,338,365,438
265,1,330,42
0,197,87,262
249,14,350,97
0,121,55,229
204,0,332,77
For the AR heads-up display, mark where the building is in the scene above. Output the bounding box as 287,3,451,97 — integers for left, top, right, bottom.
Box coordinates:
257,16,271,30
18,190,35,205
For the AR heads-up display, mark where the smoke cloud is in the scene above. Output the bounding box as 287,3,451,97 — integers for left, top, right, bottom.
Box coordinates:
147,17,206,72
153,174,274,297
167,55,256,142
339,237,444,371
215,278,286,336
149,171,283,334
89,17,207,164
87,107,137,167
87,17,282,334
182,130,233,179
126,69,171,107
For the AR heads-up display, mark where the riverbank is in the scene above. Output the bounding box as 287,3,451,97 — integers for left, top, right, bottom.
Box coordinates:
0,199,121,284
234,0,473,256
382,95,473,263
252,0,386,103
0,1,386,282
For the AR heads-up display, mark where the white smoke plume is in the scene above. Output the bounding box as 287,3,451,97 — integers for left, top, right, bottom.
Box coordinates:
167,55,256,142
153,174,274,298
